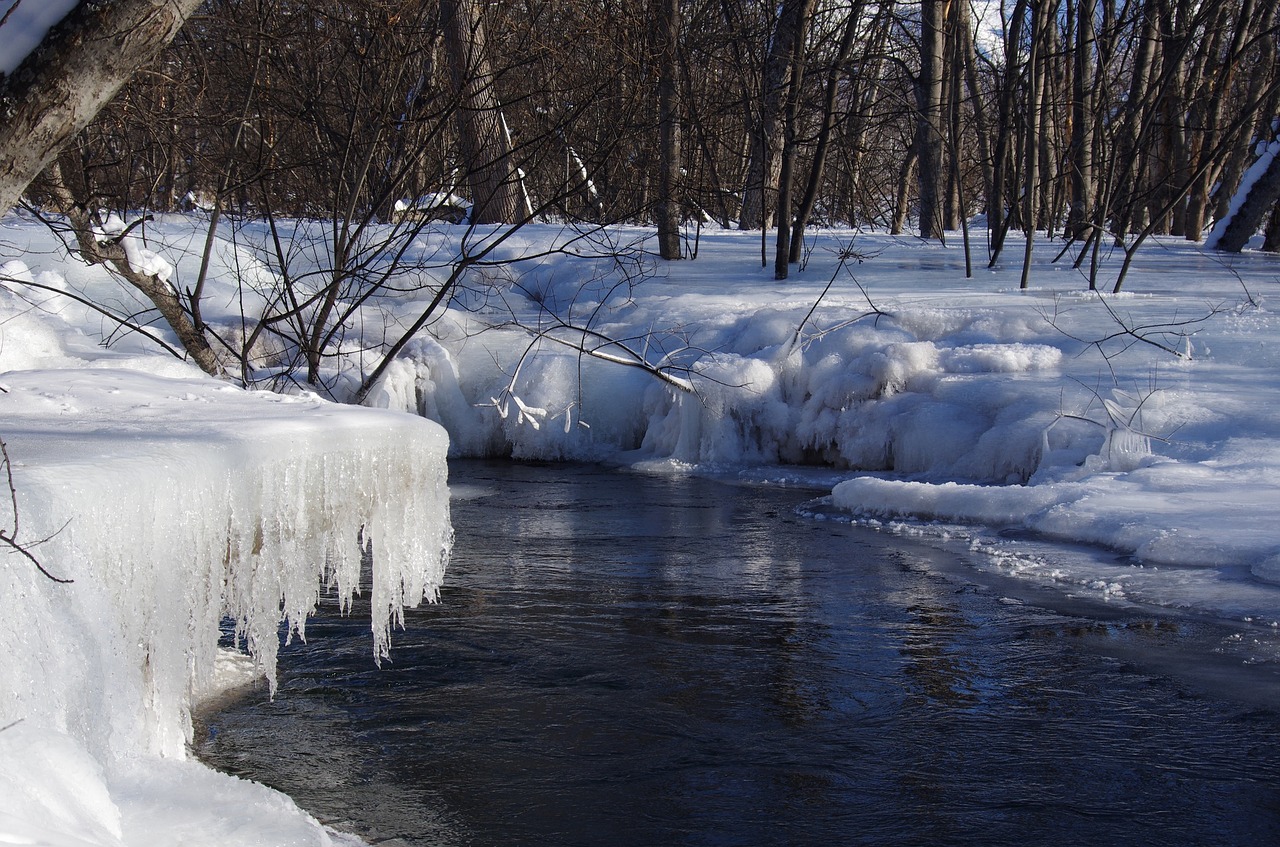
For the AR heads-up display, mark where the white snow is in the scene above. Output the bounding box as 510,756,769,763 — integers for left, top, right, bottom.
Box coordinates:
0,0,80,76
0,218,451,844
352,223,1280,620
392,193,469,216
4,206,1280,844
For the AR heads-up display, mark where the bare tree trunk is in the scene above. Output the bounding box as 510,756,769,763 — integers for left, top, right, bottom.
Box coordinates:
43,158,224,376
789,0,861,264
834,3,894,227
986,0,1028,265
739,0,810,230
892,149,917,235
916,0,948,240
440,0,523,225
1185,0,1271,240
1067,0,1097,241
943,0,966,233
773,0,813,279
1263,201,1280,253
1212,143,1280,253
958,10,993,229
1110,0,1161,242
655,0,683,260
1020,0,1052,290
0,0,204,214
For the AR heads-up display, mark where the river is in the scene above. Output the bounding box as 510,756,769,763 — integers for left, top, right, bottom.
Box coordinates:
197,460,1280,846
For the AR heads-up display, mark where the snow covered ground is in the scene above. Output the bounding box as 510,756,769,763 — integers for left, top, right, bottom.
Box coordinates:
362,221,1280,621
2,209,1280,844
0,218,453,844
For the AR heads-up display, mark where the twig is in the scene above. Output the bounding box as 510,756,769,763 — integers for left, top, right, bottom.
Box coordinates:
0,439,72,583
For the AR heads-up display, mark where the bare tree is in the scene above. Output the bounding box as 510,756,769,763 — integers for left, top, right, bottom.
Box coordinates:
915,0,947,241
739,0,811,231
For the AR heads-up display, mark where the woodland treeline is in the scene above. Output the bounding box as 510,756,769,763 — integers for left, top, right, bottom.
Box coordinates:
1,0,1277,393
30,0,1280,273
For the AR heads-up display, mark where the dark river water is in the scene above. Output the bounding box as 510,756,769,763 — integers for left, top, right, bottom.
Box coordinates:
197,460,1280,846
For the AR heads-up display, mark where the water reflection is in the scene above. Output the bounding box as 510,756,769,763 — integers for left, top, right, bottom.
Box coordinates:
901,603,979,707
199,461,1280,847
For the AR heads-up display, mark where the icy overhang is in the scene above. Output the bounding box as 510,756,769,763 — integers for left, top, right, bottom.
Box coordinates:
0,369,452,759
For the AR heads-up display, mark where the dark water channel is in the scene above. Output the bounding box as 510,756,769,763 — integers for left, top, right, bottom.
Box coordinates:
198,460,1280,846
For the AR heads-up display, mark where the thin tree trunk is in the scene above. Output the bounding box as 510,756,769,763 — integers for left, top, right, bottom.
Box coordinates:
789,3,863,263
987,0,1029,265
656,0,683,260
739,0,811,230
774,0,814,279
1068,0,1097,241
1020,0,1051,290
916,0,948,240
958,11,993,232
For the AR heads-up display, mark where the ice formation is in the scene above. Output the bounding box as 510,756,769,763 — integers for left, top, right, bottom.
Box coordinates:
0,367,450,844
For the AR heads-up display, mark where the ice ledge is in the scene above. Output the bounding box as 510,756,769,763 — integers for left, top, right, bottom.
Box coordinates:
0,368,452,762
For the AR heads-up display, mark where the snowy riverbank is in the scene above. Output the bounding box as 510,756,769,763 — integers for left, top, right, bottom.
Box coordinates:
0,269,451,844
363,222,1280,619
3,211,1280,844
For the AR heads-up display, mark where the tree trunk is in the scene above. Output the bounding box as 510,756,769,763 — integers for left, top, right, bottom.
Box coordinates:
1211,142,1280,253
986,0,1028,265
915,0,947,240
958,10,993,231
655,0,683,260
1020,0,1051,290
739,0,810,230
0,0,204,215
892,149,917,235
1263,201,1280,253
1067,0,1097,241
1185,0,1271,240
43,158,224,376
789,3,863,264
773,0,813,279
440,0,523,225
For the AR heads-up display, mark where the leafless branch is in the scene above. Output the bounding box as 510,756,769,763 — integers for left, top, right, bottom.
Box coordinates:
0,439,72,583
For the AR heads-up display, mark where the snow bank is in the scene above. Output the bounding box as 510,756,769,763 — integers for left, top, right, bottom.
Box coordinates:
0,367,450,844
345,225,1280,618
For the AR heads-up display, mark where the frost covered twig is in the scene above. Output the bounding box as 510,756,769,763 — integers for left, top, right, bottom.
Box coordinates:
525,320,696,394
1043,372,1174,475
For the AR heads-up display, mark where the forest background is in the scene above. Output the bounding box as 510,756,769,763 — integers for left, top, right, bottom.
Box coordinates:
2,0,1279,400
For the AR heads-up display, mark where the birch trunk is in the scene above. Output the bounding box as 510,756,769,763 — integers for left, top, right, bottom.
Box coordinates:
0,0,203,214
